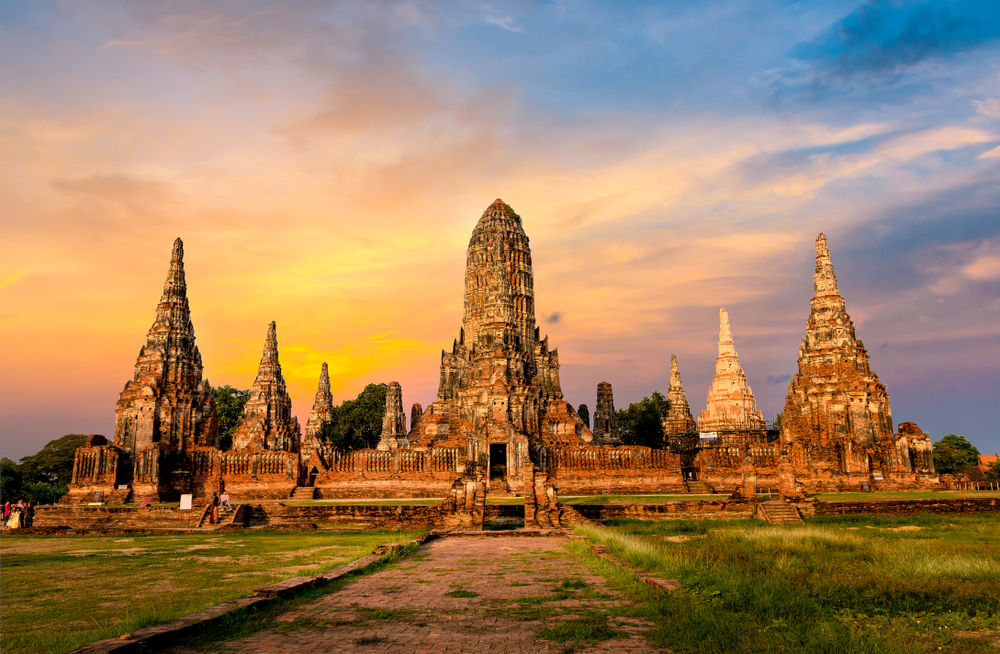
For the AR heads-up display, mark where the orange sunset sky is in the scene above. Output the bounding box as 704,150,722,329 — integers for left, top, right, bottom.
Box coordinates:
2,1,999,460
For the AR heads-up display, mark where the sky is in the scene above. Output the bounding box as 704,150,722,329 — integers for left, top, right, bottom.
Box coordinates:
1,0,998,461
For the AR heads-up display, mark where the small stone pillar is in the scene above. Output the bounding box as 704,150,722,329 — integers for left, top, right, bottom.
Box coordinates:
740,453,757,499
377,382,410,451
592,382,622,446
777,450,801,499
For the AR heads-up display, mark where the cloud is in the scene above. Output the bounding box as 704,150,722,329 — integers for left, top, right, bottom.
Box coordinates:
978,144,1000,159
98,39,160,49
485,16,524,34
767,374,792,384
544,312,562,324
974,98,1000,119
794,0,1000,80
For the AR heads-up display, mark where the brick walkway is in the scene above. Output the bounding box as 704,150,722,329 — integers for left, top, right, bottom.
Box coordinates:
170,535,665,653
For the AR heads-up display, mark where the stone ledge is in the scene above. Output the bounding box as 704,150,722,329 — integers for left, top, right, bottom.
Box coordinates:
429,528,571,538
63,537,425,654
589,543,682,593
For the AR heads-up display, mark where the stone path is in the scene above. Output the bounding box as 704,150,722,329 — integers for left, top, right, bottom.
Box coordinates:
168,535,664,653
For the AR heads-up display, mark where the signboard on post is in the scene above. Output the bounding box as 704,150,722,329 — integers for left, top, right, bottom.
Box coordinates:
179,494,193,510
699,432,718,442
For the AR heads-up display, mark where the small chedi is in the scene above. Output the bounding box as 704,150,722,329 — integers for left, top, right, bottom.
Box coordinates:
377,382,409,450
591,383,621,445
302,362,334,463
230,322,300,452
698,309,767,444
662,354,696,447
67,205,942,510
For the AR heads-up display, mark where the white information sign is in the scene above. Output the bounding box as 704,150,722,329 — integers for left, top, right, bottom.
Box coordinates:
699,431,718,441
179,494,194,510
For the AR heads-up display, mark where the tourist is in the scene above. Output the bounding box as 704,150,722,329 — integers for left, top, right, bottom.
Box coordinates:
24,501,35,528
210,493,219,524
221,491,232,512
3,502,10,521
6,504,22,529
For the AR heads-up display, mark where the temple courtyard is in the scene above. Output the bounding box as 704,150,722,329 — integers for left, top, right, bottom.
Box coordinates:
2,510,998,654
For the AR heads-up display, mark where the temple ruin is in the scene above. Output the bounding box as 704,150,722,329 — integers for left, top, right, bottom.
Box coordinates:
67,209,942,509
591,383,621,446
698,309,767,445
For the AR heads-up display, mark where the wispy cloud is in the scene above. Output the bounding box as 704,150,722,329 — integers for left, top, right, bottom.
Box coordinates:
485,15,524,33
98,39,160,49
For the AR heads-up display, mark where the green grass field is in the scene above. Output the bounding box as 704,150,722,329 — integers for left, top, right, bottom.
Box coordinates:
573,513,1000,653
0,529,420,654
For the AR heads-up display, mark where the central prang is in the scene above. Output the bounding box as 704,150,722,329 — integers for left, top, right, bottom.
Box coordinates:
407,199,592,493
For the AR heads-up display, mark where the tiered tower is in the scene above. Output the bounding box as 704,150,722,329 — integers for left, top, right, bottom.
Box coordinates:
592,382,621,445
113,238,218,463
377,381,409,450
302,362,334,461
781,234,894,475
662,354,696,445
409,200,591,473
230,322,301,452
699,309,766,441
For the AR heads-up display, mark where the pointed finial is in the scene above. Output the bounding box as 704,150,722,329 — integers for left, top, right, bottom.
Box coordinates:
171,238,184,263
718,308,736,357
814,233,841,296
321,361,329,377
671,353,679,374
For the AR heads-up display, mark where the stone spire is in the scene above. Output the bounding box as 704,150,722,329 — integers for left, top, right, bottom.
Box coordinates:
377,381,409,450
592,382,621,445
304,362,334,441
699,309,765,436
577,404,590,429
113,238,218,456
662,354,696,443
230,322,301,452
782,234,894,472
409,199,590,461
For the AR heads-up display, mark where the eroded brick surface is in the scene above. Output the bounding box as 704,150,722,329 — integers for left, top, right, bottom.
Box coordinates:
169,537,665,653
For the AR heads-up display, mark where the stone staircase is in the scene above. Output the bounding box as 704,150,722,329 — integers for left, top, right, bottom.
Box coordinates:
760,500,803,525
104,488,134,504
290,487,316,500
685,481,713,494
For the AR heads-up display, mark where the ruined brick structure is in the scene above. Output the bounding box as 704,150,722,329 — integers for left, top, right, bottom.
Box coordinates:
88,239,219,501
577,404,590,429
591,382,621,446
230,322,301,453
698,309,767,444
377,382,409,450
301,363,334,466
410,403,423,432
779,234,938,491
66,218,941,510
662,354,697,447
408,200,593,494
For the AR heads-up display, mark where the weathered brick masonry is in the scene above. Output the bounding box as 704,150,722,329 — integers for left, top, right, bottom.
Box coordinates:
65,205,944,517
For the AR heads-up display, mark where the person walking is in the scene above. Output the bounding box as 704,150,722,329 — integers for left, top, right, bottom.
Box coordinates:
3,502,10,522
24,501,35,528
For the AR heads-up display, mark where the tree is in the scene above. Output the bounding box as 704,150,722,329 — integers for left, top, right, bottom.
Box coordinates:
17,434,87,487
616,393,670,449
1,457,23,503
320,383,387,451
932,434,981,475
985,460,1000,482
215,385,250,450
772,411,783,431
